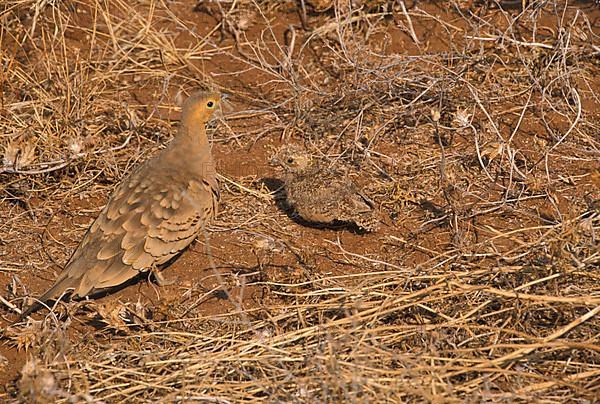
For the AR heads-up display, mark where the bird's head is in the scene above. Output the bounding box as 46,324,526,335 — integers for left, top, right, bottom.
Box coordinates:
271,144,312,173
181,91,222,125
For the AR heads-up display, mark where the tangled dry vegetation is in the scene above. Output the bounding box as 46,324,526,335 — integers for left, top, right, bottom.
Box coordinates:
1,0,599,402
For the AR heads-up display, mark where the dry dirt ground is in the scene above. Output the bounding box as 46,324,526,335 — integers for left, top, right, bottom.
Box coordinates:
1,0,599,402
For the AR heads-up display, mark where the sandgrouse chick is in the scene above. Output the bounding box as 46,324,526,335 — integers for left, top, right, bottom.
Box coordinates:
20,91,222,319
273,144,378,232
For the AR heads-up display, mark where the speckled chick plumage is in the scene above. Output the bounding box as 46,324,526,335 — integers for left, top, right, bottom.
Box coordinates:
20,91,222,319
274,144,378,232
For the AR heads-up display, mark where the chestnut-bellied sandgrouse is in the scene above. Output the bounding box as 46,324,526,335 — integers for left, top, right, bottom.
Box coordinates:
272,144,378,232
20,91,222,319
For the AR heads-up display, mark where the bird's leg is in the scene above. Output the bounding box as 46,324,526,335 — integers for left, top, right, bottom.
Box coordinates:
150,265,176,287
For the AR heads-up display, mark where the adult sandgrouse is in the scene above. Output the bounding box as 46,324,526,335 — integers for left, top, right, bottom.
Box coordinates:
20,91,222,319
273,144,378,232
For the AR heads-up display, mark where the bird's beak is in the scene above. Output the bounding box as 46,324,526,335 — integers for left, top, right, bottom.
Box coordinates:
220,93,234,113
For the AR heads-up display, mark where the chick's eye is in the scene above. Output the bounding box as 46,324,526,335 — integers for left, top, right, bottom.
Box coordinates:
207,101,214,108
286,157,294,164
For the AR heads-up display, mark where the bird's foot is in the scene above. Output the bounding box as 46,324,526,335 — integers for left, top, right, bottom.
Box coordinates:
151,269,176,287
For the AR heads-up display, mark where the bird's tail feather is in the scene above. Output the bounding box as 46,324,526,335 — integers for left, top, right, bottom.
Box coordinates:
17,275,75,322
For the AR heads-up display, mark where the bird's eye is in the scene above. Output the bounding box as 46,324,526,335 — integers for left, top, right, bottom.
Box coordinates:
207,101,215,108
286,157,294,164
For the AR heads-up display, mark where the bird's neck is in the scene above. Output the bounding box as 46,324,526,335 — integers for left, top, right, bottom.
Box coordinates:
179,119,210,147
167,120,214,171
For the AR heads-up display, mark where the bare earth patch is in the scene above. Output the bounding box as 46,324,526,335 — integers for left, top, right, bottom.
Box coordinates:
1,0,599,402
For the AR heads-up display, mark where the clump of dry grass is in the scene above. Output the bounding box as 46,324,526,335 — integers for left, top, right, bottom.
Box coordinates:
1,0,599,402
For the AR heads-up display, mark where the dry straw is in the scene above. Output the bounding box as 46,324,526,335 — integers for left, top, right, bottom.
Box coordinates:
1,0,599,402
